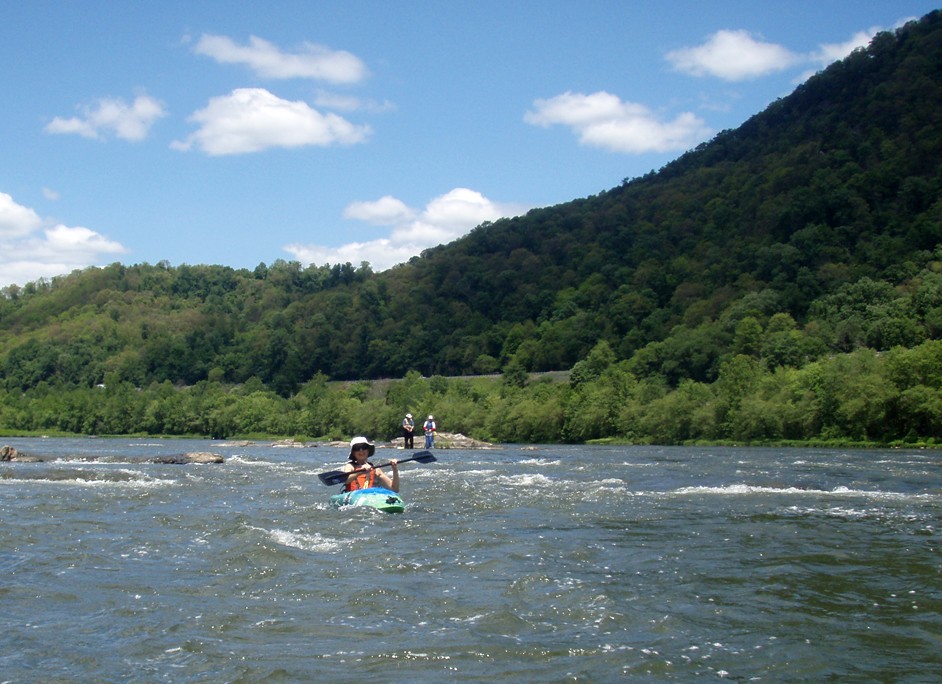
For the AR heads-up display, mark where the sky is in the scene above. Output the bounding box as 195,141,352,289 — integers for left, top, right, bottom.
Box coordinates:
1,1,938,288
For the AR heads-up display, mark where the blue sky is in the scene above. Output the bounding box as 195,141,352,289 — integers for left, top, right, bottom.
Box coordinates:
0,1,936,287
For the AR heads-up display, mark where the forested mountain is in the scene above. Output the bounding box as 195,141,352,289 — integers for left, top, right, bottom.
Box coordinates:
2,12,942,444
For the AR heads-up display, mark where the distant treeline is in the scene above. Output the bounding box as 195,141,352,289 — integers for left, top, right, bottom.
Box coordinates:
3,338,940,446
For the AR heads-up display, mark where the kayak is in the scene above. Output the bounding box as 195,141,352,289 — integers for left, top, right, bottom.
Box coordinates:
330,487,405,513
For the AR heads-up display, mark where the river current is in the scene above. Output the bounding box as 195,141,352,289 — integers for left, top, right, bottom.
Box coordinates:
0,438,939,682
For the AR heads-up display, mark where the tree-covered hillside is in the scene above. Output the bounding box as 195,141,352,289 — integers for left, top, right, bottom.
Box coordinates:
382,10,942,382
2,12,942,445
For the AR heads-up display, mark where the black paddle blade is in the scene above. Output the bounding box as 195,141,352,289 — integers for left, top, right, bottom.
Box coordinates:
317,469,350,486
317,450,438,486
410,450,437,464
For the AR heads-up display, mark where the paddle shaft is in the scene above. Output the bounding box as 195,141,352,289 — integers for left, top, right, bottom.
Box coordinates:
318,450,436,486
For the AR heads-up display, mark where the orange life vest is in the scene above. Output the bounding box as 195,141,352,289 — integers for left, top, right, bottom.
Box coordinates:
345,466,376,492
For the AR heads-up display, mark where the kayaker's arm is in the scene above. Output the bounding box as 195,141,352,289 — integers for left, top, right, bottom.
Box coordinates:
376,460,400,492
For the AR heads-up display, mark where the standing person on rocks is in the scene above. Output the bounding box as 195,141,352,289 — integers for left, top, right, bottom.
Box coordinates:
402,413,415,449
423,414,437,449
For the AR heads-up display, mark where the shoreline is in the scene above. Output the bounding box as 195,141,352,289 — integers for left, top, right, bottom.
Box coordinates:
1,430,938,451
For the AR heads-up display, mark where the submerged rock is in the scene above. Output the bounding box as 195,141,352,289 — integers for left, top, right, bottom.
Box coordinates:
271,439,313,448
152,452,224,464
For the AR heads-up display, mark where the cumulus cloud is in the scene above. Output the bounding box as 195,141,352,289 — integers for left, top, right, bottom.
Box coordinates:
0,192,43,239
666,29,801,81
0,192,127,287
669,22,910,85
193,33,368,83
524,91,711,154
171,87,371,155
284,188,529,270
44,94,167,141
343,195,415,225
391,188,518,243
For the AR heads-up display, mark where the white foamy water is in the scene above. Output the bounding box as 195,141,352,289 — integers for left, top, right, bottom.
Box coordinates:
262,527,343,553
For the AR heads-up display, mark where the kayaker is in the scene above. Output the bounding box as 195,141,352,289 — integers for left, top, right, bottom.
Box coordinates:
341,436,399,492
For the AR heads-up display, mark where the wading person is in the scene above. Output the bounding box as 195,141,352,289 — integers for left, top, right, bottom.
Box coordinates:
423,415,436,449
402,413,415,449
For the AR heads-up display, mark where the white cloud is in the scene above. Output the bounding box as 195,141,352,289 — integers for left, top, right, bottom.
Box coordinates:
0,192,43,239
343,195,415,225
44,94,167,141
193,33,368,83
171,88,371,155
524,91,711,154
285,188,529,270
42,187,60,201
666,29,801,81
393,188,516,243
39,223,127,262
0,192,128,287
670,22,909,86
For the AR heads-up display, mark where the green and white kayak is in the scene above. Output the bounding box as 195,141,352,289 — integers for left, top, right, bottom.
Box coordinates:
330,487,405,513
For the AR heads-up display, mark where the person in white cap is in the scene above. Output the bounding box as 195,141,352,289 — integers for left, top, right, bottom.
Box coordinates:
402,413,415,449
423,415,436,449
341,436,399,492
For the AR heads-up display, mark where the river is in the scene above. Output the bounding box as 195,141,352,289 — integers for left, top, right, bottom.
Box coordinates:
0,438,939,682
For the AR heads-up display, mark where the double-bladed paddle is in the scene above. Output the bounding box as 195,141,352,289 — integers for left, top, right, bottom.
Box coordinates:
317,450,437,486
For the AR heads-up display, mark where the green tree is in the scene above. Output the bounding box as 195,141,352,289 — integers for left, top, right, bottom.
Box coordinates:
569,340,616,387
502,358,529,389
733,316,763,357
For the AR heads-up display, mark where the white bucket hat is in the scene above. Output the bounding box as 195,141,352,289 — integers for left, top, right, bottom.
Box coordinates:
349,436,375,457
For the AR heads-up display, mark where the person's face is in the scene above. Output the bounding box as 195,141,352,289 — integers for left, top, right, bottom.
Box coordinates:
352,445,370,463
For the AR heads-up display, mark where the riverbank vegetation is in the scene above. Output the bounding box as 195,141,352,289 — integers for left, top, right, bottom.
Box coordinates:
2,336,940,446
2,13,942,446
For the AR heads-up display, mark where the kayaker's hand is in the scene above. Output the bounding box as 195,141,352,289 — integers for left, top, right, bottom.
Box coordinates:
390,459,398,470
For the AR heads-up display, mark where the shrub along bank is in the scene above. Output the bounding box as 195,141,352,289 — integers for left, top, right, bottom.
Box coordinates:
2,339,940,447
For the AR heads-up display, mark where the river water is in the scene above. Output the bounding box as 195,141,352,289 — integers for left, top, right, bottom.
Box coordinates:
0,438,939,682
